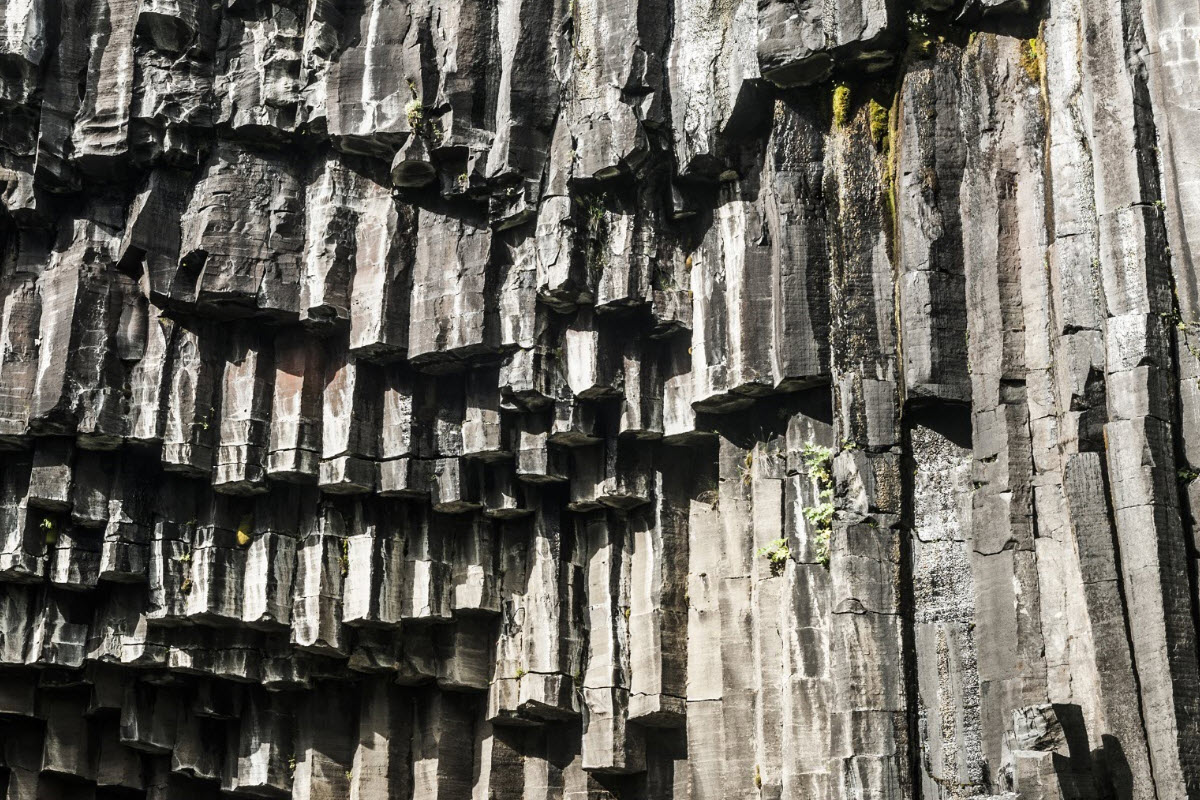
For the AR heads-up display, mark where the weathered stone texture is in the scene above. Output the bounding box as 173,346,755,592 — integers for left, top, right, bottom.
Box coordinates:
0,1,1198,799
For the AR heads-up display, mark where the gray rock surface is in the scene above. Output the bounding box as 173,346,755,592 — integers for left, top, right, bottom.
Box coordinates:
0,1,1197,799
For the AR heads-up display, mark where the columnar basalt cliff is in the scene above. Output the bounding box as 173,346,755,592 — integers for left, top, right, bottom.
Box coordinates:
0,0,1197,798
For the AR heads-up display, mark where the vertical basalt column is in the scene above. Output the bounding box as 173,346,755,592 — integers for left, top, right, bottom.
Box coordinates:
0,454,39,583
896,43,970,406
407,205,494,367
34,0,90,192
319,341,381,493
0,271,39,443
780,405,836,798
267,329,325,483
748,433,788,798
768,93,832,392
162,320,222,476
1063,452,1158,800
340,497,399,627
349,186,412,359
627,452,690,730
960,31,1051,790
72,0,138,171
667,0,761,177
825,76,910,800
579,510,644,773
213,325,274,495
685,475,725,798
179,143,305,316
241,485,311,631
907,414,985,800
349,677,413,800
291,501,348,656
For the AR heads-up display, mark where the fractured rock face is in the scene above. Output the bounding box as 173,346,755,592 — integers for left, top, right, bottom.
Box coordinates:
0,1,1198,799
758,0,898,87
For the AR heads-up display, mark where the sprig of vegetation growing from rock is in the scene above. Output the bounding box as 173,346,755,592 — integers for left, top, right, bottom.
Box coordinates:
801,444,835,566
1161,300,1200,389
405,98,424,130
403,83,444,142
906,10,935,57
39,515,57,545
755,538,790,576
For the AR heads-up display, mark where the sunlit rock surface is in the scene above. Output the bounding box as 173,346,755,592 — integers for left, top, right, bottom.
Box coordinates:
0,0,1198,798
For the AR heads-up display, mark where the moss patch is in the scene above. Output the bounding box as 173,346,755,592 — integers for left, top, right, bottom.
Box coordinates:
832,84,851,128
1020,38,1041,84
869,99,890,149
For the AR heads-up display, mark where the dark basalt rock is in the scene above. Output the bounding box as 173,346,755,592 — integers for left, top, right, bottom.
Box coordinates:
0,0,1197,798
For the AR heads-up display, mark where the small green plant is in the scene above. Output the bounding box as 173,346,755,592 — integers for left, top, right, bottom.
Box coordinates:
907,10,932,37
288,754,297,773
1162,306,1200,384
177,550,192,564
740,451,754,486
573,40,591,68
515,667,527,680
576,191,607,222
801,444,835,475
907,11,935,57
801,444,836,567
180,576,193,595
39,516,57,545
1180,468,1200,484
405,98,424,130
340,538,350,577
756,538,790,576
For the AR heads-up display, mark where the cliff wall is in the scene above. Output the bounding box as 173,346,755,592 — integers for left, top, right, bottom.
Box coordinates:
0,0,1198,798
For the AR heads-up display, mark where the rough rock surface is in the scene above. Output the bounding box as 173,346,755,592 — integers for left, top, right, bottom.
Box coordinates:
0,0,1197,798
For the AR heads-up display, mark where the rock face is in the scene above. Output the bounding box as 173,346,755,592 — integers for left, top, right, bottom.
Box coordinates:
0,0,1199,798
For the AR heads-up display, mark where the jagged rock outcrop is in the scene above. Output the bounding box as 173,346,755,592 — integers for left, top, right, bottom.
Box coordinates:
0,0,1198,798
